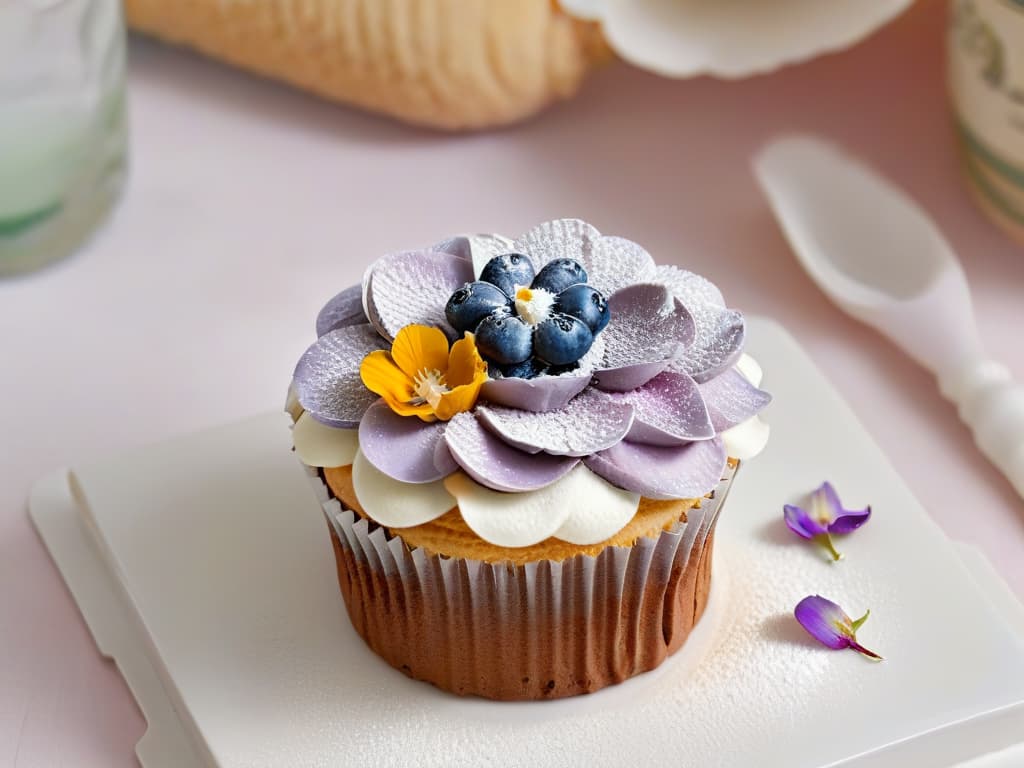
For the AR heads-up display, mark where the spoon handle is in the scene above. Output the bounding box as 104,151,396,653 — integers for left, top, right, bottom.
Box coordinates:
940,361,1024,499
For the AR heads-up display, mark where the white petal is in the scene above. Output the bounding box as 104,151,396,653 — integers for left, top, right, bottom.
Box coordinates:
735,353,763,387
445,465,639,548
351,449,454,528
292,412,359,468
602,0,912,79
722,416,770,461
551,468,640,545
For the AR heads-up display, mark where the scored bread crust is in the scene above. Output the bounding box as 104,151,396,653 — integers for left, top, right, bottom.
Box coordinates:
323,465,699,565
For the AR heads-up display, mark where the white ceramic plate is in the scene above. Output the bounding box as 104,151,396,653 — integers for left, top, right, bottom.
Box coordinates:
31,318,1024,767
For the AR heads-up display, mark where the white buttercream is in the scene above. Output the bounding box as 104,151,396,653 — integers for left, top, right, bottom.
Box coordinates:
550,469,641,545
351,449,454,528
722,354,770,461
292,412,359,468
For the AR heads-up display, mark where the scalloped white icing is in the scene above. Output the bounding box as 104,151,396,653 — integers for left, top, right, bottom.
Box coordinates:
351,449,454,528
292,413,359,468
722,354,770,461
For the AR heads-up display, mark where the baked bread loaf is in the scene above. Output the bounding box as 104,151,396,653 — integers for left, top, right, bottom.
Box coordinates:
125,0,610,130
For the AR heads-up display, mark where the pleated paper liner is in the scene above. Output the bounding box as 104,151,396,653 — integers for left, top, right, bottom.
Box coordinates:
310,464,737,701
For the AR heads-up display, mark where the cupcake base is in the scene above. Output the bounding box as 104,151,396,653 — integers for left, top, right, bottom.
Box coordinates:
318,465,735,701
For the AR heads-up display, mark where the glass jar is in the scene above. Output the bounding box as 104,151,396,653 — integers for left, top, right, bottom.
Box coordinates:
950,0,1024,243
0,0,128,276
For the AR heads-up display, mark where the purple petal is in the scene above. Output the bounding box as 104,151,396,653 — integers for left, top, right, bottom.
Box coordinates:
316,284,368,337
432,233,515,279
606,371,713,445
586,234,657,296
655,265,746,382
820,481,872,533
699,368,773,431
475,388,634,457
357,400,454,483
595,284,695,392
444,412,578,492
584,438,726,500
783,504,828,539
292,324,387,428
794,595,853,650
512,218,601,274
363,249,474,340
480,373,592,413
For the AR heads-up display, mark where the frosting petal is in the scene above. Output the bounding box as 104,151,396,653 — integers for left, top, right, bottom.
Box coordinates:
443,412,578,492
316,283,368,337
475,388,635,457
357,400,454,483
292,412,359,468
594,283,695,391
351,449,454,528
609,371,714,445
550,467,641,545
363,250,474,340
292,324,387,428
584,438,727,500
735,353,764,387
721,415,771,461
512,218,601,273
443,471,573,547
699,367,772,432
432,233,516,280
587,235,658,296
655,264,745,382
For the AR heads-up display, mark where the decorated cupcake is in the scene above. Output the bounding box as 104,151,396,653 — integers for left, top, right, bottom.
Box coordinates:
287,219,770,700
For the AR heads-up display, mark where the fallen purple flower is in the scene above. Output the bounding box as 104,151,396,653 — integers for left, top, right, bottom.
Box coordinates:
794,595,883,661
784,481,871,561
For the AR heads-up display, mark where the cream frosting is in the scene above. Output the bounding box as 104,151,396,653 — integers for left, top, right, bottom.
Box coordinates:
721,354,771,461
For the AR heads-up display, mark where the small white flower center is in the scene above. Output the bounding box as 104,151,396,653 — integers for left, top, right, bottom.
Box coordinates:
514,286,556,326
413,369,449,409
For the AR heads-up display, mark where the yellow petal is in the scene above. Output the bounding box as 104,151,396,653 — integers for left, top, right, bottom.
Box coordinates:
446,333,489,388
391,400,438,422
391,325,450,380
360,350,416,403
434,381,484,421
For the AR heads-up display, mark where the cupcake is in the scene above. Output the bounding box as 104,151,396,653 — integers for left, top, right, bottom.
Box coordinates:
287,219,771,701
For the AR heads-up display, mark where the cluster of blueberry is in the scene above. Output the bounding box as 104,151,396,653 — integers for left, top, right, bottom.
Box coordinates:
445,254,611,379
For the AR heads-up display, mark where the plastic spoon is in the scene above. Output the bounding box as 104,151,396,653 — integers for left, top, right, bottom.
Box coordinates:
754,135,1024,499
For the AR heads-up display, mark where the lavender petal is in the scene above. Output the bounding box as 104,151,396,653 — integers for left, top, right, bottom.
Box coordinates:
820,482,872,534
357,400,453,484
316,283,368,337
444,412,578,492
783,504,828,540
586,234,657,296
432,233,516,279
475,388,635,457
512,218,601,274
584,438,726,500
292,324,387,428
594,283,695,392
699,368,773,431
794,595,854,651
480,373,592,413
363,249,474,340
605,371,713,445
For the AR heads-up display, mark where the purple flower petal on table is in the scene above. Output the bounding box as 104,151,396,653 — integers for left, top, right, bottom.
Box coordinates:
315,283,368,337
293,324,387,428
363,249,474,340
512,218,601,274
821,482,872,534
783,504,828,540
444,412,578,492
655,264,746,382
794,595,883,660
603,371,713,445
475,388,635,457
593,283,695,392
584,437,726,500
699,368,773,431
357,400,454,483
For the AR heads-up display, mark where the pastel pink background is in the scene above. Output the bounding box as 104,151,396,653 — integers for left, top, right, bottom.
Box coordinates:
2,2,1022,765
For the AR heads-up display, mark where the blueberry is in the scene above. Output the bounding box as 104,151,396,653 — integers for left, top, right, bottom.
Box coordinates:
445,281,512,334
500,358,548,380
531,258,588,294
533,313,594,366
555,284,610,334
479,253,535,297
475,311,534,365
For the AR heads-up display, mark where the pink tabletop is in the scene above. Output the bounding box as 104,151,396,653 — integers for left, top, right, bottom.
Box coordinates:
2,2,1022,765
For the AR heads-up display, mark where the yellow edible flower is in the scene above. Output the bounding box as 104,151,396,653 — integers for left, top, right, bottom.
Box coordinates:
360,325,488,422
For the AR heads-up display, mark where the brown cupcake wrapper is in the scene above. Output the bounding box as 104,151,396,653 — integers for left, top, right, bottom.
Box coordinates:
314,465,736,701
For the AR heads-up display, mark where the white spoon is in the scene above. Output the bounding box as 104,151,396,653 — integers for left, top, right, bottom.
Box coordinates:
754,135,1024,499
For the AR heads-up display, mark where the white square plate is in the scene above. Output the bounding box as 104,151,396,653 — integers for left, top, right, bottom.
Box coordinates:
30,318,1024,767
